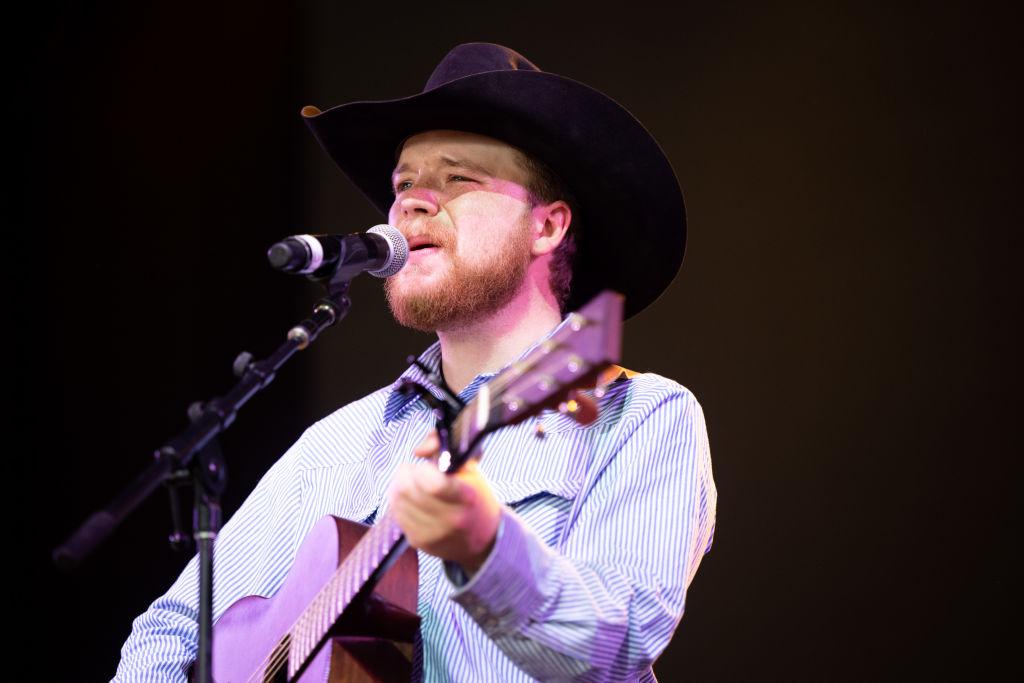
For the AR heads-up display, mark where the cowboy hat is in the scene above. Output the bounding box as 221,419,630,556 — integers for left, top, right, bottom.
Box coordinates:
302,42,686,319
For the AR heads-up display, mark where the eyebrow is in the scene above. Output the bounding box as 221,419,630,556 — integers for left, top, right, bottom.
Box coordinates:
392,156,494,180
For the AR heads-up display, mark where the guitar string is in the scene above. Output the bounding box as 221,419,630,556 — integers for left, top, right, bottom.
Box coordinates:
241,332,587,681
246,512,404,682
250,336,582,680
242,518,390,682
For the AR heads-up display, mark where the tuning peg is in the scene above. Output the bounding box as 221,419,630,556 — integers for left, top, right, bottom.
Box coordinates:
558,390,598,425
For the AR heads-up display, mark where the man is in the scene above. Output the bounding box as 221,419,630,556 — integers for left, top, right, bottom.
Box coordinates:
114,43,716,682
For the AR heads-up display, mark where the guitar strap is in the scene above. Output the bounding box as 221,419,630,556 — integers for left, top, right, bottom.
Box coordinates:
596,365,639,388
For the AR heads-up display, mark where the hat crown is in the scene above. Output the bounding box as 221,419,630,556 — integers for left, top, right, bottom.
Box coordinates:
424,43,541,91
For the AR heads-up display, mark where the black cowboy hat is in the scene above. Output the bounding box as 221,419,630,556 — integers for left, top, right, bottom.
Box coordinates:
302,42,686,319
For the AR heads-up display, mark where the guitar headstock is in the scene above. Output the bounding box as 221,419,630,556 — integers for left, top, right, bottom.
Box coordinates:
452,290,623,458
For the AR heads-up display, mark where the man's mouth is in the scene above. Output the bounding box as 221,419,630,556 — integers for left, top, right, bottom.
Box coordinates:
403,235,445,267
406,233,444,252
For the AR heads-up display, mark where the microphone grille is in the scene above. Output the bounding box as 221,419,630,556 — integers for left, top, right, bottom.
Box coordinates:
366,224,408,278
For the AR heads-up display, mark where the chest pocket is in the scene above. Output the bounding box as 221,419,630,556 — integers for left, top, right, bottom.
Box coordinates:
491,478,582,550
482,422,587,549
296,458,380,532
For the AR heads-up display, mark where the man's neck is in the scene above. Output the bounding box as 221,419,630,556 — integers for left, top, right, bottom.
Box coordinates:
436,287,562,395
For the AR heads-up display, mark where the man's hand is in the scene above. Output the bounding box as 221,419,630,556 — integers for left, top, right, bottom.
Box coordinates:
388,431,502,575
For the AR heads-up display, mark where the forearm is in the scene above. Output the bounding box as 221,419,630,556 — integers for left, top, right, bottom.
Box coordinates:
446,509,685,682
445,387,716,681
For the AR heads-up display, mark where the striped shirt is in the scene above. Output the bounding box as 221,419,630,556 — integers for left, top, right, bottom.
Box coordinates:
113,317,717,682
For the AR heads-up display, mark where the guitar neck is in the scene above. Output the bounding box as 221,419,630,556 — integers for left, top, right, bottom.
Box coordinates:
287,510,406,678
282,290,623,679
285,405,488,678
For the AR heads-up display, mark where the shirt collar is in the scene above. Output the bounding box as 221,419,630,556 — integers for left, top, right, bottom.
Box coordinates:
382,314,578,425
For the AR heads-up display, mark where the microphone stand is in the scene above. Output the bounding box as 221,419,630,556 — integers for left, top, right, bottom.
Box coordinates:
53,260,363,683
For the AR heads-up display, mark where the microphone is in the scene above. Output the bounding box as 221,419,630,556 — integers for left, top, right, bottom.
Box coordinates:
267,224,408,279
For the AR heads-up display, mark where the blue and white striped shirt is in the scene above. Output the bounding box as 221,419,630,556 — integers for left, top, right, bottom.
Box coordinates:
114,318,717,682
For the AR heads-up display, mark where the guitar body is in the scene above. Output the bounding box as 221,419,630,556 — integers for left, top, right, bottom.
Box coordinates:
205,515,420,683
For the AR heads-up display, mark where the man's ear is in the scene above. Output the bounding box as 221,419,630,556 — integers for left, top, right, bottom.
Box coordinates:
531,200,572,256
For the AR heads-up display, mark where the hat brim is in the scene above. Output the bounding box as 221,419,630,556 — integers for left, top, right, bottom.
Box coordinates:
304,69,686,319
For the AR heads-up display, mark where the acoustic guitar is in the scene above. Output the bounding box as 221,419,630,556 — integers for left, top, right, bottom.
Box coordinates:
200,291,623,682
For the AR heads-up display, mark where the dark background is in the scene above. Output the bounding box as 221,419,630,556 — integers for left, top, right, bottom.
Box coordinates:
16,1,1019,680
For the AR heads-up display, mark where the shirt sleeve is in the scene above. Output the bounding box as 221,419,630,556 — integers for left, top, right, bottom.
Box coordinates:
444,388,717,681
111,438,308,683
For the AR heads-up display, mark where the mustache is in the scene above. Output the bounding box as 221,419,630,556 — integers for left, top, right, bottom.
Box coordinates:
404,225,455,250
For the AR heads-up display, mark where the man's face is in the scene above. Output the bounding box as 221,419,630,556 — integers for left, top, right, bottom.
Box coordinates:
385,129,537,332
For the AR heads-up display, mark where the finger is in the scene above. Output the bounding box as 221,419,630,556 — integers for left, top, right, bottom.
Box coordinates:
387,463,415,506
413,430,441,458
392,492,445,539
394,475,466,542
411,463,466,504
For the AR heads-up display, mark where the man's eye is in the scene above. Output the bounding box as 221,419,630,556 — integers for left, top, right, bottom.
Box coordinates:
392,176,475,194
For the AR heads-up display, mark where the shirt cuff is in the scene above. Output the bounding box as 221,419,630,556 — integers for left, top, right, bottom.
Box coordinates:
443,507,555,636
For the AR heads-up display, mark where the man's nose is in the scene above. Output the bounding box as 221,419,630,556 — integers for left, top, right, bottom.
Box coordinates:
398,188,439,217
